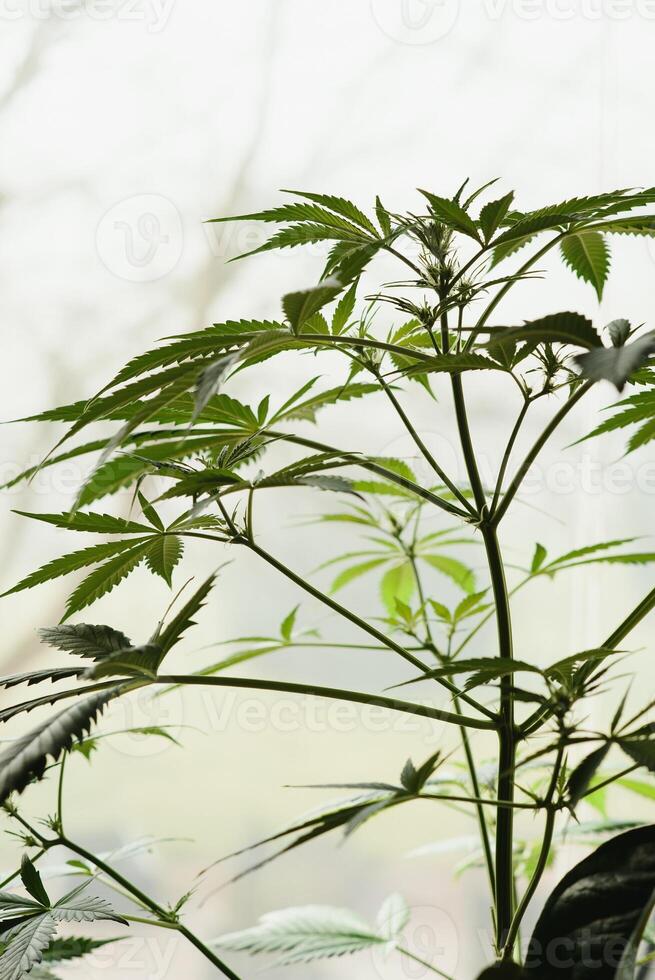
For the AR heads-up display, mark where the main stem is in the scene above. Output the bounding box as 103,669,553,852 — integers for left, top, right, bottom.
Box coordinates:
445,312,516,954
482,522,515,954
503,742,565,956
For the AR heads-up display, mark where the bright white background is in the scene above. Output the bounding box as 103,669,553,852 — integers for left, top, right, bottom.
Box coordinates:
1,3,655,977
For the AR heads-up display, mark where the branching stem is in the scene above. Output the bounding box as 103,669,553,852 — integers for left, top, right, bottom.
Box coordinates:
6,807,242,980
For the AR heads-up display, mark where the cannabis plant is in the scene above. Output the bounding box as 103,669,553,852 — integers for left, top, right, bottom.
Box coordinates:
3,182,655,980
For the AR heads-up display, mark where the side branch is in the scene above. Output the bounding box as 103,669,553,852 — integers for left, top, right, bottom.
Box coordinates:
492,382,592,524
156,675,497,731
240,536,497,722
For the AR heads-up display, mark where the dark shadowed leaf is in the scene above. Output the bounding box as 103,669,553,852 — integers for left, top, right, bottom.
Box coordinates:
476,964,525,979
0,667,83,691
83,643,161,680
525,823,655,979
19,858,50,908
38,624,132,661
566,744,610,808
615,887,655,979
487,312,602,351
618,730,655,773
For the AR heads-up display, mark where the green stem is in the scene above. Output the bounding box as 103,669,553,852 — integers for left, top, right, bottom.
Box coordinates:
490,398,530,515
0,848,45,889
521,583,655,737
452,575,532,659
377,375,476,515
276,430,468,518
579,763,639,799
503,743,565,958
241,537,497,722
125,914,180,930
446,309,513,930
450,372,487,514
294,332,439,365
383,243,424,277
7,803,241,979
492,383,592,525
57,835,242,980
397,945,455,979
246,487,255,542
459,725,496,892
241,540,425,676
468,232,568,344
56,754,66,835
60,836,166,913
419,792,536,811
410,550,496,898
481,523,516,951
603,585,655,649
156,674,496,731
196,641,430,653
